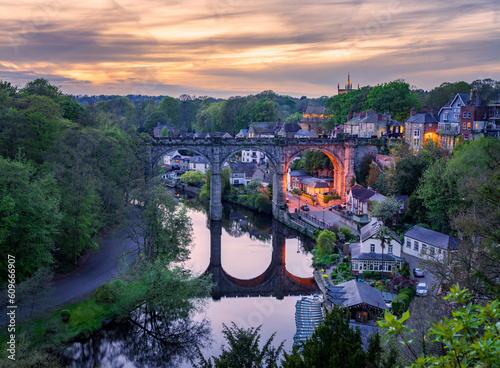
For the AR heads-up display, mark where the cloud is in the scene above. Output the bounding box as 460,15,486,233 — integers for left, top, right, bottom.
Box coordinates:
0,0,499,96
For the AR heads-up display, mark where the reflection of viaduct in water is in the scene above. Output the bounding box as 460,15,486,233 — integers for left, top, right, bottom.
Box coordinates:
205,220,319,300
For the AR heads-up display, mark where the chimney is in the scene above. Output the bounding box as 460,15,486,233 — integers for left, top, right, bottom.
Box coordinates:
410,107,417,116
470,89,477,106
423,105,428,113
347,112,351,120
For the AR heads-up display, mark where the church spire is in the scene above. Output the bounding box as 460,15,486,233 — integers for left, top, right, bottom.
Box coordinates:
347,73,351,89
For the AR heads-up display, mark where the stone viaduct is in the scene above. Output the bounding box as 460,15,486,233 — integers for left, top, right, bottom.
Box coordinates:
151,136,380,220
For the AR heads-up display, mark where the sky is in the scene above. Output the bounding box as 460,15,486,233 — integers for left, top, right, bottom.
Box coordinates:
1,0,499,98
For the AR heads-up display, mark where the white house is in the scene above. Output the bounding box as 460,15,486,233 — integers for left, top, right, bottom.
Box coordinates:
162,150,180,166
229,163,265,186
351,218,404,274
403,226,458,260
241,149,267,164
189,156,210,175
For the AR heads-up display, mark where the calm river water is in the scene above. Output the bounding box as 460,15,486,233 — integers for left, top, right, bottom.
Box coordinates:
63,196,319,367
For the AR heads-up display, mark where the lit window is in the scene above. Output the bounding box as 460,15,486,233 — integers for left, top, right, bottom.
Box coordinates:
467,122,471,129
463,122,467,130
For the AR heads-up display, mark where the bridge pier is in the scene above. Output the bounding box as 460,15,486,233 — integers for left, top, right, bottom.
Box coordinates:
210,158,223,221
272,170,286,218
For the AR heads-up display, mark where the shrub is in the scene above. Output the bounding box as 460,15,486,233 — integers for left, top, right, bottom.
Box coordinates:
95,282,117,303
363,271,373,279
60,309,71,323
112,279,125,293
388,276,418,293
373,271,382,280
391,293,410,315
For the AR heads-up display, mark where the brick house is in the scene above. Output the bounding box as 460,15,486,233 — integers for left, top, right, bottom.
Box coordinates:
404,107,439,152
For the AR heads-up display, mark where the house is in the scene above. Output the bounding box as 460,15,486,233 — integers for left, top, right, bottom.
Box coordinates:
235,129,248,138
344,110,402,138
162,150,180,166
229,163,265,186
287,170,309,190
205,132,233,139
351,218,404,275
347,184,376,215
300,105,331,135
247,122,278,138
326,280,386,322
437,91,482,150
296,176,332,195
170,154,191,169
403,226,458,260
241,149,267,164
153,123,177,138
404,107,439,152
329,125,344,139
189,155,210,174
294,129,318,139
277,122,301,138
459,89,489,141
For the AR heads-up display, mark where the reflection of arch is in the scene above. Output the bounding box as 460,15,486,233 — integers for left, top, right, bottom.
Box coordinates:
205,219,318,299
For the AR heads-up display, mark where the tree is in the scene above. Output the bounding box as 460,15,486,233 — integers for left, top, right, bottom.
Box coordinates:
371,197,401,226
192,323,284,368
20,78,62,99
425,81,473,109
158,96,180,128
16,267,55,317
282,307,398,368
378,285,500,368
127,184,192,260
317,230,337,255
246,178,263,194
0,157,61,282
180,171,204,186
363,80,421,124
374,226,392,282
323,86,372,131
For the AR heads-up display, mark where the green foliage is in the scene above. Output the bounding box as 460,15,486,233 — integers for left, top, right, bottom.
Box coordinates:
317,230,337,255
363,80,421,123
379,286,500,367
425,81,473,109
282,307,399,368
20,78,62,99
323,86,373,131
180,170,204,186
290,150,333,174
60,309,71,323
363,271,373,279
16,267,55,317
113,255,213,321
192,323,284,368
322,192,341,204
95,281,118,303
0,157,61,282
371,197,401,225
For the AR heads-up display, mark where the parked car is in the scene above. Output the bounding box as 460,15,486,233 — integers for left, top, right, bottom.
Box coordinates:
416,283,428,296
413,268,425,277
301,205,310,211
328,206,334,211
286,198,290,203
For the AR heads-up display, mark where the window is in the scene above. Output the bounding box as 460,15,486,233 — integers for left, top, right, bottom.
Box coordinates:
468,112,472,119
414,241,419,251
443,113,448,122
463,112,467,118
463,122,467,130
414,130,420,137
422,244,427,254
430,247,435,256
370,244,375,253
388,244,393,254
406,238,411,248
467,122,471,129
353,262,358,270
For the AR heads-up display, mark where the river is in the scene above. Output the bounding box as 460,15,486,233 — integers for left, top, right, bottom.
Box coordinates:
63,195,319,367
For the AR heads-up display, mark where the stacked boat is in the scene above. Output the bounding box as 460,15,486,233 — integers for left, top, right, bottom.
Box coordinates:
293,295,325,348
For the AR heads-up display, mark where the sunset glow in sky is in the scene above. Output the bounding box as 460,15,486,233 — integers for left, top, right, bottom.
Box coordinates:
1,0,499,97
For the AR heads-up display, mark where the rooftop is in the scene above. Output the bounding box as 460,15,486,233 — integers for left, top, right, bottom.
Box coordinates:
326,280,386,310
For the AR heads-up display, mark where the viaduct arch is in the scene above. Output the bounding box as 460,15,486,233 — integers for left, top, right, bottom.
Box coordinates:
151,137,377,220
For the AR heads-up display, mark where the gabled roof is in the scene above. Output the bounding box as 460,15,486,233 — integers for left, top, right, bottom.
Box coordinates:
294,129,317,137
304,105,326,115
229,163,257,177
404,226,458,250
326,280,386,310
360,218,399,243
289,170,309,177
405,113,439,124
281,123,301,132
189,156,208,164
